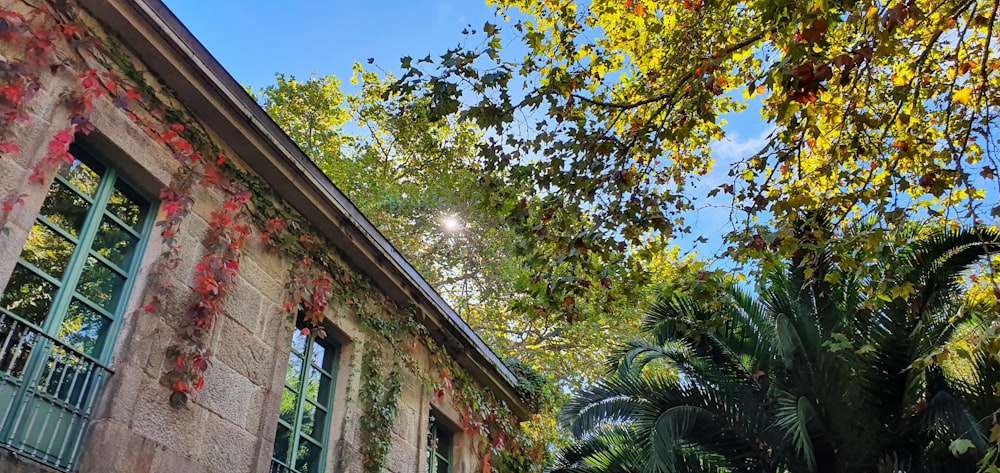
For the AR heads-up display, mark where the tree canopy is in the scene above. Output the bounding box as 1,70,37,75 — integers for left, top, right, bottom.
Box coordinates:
390,0,1000,271
252,69,674,387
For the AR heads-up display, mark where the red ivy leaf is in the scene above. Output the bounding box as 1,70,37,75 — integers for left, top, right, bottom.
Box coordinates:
0,142,20,154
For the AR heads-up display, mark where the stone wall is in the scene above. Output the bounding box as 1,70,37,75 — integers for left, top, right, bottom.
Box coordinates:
0,2,500,473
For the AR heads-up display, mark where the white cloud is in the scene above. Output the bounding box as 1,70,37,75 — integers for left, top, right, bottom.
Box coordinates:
711,126,776,164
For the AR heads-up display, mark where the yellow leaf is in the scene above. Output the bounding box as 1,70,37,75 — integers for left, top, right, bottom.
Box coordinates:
952,88,974,105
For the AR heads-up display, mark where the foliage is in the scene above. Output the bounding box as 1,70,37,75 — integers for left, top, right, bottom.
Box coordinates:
390,0,1000,271
358,342,403,473
554,226,1000,473
254,68,652,388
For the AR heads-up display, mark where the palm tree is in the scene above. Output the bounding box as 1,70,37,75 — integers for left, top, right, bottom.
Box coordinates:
554,227,1000,473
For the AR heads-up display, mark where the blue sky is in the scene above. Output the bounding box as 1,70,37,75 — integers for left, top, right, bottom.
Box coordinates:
162,0,772,260
163,0,504,93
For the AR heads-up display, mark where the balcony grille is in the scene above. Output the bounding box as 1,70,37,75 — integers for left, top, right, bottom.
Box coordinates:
270,458,295,473
0,313,111,471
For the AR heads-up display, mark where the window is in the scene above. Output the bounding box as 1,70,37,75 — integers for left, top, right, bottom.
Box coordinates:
0,144,154,470
427,413,453,473
271,323,339,473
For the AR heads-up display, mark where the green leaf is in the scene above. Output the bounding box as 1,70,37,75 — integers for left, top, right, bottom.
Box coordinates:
950,438,976,456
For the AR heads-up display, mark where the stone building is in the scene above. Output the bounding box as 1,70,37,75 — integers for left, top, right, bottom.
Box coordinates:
0,1,534,472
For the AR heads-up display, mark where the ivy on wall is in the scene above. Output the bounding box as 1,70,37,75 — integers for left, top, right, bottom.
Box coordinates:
0,1,547,471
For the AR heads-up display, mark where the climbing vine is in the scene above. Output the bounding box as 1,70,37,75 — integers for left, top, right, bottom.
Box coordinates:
0,0,548,471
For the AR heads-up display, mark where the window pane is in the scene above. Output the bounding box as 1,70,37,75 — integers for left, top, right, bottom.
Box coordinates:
272,423,292,465
294,439,322,473
75,257,125,311
57,158,102,198
93,217,139,269
306,366,327,401
291,330,307,355
39,181,91,237
310,342,326,369
105,185,147,229
19,223,76,279
0,265,57,325
300,400,326,438
279,387,298,425
57,299,110,356
286,353,304,387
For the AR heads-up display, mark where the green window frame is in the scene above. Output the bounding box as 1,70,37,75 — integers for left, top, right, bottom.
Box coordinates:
272,323,339,473
0,143,155,469
427,413,453,473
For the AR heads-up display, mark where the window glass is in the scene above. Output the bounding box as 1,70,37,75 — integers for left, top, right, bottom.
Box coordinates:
272,326,338,473
428,414,453,473
0,144,153,470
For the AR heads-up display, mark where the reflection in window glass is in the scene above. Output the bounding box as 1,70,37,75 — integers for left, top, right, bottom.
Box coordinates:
105,185,146,229
20,223,75,279
93,217,139,269
271,326,338,473
294,441,321,473
0,144,153,469
39,181,90,238
57,300,110,356
0,145,152,362
57,158,102,198
76,257,125,311
0,265,57,326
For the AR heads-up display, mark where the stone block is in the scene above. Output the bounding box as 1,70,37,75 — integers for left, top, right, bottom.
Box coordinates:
252,439,277,473
195,414,257,473
129,380,208,457
259,302,295,348
215,316,275,388
245,244,291,293
151,448,211,473
224,274,263,332
240,253,286,305
248,385,280,444
77,418,156,473
95,355,144,423
198,360,256,427
392,404,417,444
10,98,67,170
87,100,176,188
385,433,419,473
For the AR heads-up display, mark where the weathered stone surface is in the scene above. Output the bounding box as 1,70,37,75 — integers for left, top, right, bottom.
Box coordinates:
129,380,208,456
198,360,256,427
393,404,418,443
215,316,275,388
196,414,258,473
223,274,263,332
240,253,287,305
386,432,420,473
151,448,211,473
259,301,295,348
95,354,145,422
78,419,156,473
247,385,279,443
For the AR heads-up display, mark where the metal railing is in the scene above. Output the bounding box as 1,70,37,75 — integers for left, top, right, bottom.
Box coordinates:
0,313,112,471
270,458,295,473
